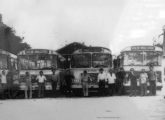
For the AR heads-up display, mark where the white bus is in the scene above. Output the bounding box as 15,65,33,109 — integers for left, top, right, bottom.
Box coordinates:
69,47,112,94
0,49,19,96
0,49,18,71
17,49,65,91
118,45,163,90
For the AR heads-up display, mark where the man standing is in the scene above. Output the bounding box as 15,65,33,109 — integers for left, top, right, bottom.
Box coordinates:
0,70,7,99
64,70,74,96
106,69,116,96
148,66,157,96
128,68,137,97
59,69,66,95
81,70,90,97
51,69,59,94
116,68,126,95
36,71,47,98
24,71,32,99
140,69,148,96
6,71,14,99
98,68,107,96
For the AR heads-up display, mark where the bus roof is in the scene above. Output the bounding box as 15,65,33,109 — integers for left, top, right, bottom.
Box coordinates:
121,45,162,53
18,49,65,60
18,49,60,55
0,49,17,58
73,46,111,54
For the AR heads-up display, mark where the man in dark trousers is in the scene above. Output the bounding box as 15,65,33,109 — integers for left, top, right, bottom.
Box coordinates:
128,68,137,96
148,65,157,96
64,70,74,96
59,69,66,95
97,68,107,96
116,68,126,95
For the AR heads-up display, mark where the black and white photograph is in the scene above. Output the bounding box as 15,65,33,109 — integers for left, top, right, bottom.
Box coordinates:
0,0,165,120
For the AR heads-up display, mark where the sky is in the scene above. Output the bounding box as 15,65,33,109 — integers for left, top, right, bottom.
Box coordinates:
0,0,165,54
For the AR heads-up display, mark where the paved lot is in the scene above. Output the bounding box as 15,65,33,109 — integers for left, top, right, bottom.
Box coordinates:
0,95,164,120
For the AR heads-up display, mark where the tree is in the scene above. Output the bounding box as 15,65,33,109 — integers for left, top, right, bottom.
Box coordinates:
57,42,87,54
0,15,31,54
155,43,163,49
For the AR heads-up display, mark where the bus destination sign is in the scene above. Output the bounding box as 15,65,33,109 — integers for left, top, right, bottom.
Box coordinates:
26,49,49,54
131,46,155,51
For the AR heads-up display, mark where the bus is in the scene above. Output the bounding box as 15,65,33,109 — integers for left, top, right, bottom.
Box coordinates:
0,49,19,98
0,49,18,71
17,49,65,93
69,46,112,94
117,45,163,92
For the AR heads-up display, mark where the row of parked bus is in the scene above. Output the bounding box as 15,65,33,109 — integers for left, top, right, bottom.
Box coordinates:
0,45,163,97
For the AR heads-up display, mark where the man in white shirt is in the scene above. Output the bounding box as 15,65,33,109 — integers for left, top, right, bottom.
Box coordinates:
1,70,7,99
106,69,116,96
36,71,47,98
140,69,148,96
97,68,107,96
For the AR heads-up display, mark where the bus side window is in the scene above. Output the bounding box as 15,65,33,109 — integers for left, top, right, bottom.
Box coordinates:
10,58,17,70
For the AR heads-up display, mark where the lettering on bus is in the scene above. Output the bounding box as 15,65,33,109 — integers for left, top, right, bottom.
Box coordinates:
131,46,155,51
26,50,49,54
82,47,110,53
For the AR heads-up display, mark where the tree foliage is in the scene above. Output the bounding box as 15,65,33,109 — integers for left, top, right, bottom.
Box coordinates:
0,18,30,54
155,43,163,49
57,42,87,54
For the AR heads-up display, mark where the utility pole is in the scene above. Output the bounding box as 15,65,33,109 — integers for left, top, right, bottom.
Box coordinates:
163,26,165,56
161,25,165,96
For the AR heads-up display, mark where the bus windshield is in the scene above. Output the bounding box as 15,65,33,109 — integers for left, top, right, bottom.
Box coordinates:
71,54,91,68
0,54,8,69
123,51,161,66
19,54,58,69
143,51,161,66
124,52,143,65
92,53,111,68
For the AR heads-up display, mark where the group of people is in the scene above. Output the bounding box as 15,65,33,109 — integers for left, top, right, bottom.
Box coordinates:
23,69,74,99
81,68,117,97
0,65,159,99
128,66,157,96
23,71,47,99
81,65,158,97
0,70,18,99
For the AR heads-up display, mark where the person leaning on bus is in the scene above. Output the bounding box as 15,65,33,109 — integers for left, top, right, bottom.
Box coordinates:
97,68,107,96
36,71,47,98
24,71,32,99
81,70,90,97
148,65,157,96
